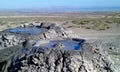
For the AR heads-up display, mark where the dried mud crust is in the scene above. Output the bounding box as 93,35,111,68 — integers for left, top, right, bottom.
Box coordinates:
4,43,114,72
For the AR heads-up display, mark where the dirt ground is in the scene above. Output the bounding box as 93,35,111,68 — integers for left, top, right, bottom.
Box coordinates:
0,12,120,40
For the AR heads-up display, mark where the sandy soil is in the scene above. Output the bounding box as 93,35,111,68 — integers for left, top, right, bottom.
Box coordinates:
0,12,120,40
68,27,120,39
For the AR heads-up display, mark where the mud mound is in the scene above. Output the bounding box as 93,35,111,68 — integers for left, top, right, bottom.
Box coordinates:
0,22,116,72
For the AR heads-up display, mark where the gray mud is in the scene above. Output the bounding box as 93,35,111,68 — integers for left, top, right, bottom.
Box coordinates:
0,22,119,72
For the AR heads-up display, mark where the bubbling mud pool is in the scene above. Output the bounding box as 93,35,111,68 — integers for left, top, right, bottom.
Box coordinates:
9,27,85,50
9,27,45,34
39,39,86,50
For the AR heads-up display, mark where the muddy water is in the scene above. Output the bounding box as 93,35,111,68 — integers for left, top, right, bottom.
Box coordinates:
9,27,45,34
42,40,85,50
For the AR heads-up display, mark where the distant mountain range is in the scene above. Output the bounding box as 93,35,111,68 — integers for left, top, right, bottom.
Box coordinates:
0,6,120,13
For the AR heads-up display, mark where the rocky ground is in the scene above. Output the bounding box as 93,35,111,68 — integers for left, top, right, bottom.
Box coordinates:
0,22,119,72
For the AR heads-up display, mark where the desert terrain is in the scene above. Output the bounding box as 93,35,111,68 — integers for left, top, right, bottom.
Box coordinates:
0,12,120,72
0,12,120,39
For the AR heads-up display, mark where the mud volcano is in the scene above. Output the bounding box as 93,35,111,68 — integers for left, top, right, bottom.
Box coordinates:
0,22,114,72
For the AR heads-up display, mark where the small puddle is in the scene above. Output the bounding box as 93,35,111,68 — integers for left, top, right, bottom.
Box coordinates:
41,39,85,50
9,27,45,34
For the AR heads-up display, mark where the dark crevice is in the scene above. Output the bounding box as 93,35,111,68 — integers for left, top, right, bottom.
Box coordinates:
43,33,46,39
61,51,65,72
0,61,6,71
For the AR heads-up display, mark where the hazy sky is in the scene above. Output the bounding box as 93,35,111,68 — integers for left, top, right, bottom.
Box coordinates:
0,0,120,9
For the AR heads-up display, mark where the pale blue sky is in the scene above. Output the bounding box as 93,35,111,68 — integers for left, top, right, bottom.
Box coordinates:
0,0,120,9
